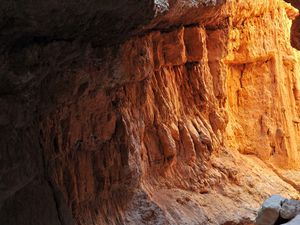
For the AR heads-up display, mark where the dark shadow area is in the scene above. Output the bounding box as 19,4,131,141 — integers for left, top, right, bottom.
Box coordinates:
275,216,290,225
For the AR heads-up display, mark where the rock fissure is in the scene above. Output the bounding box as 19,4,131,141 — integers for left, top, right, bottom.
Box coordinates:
48,180,64,225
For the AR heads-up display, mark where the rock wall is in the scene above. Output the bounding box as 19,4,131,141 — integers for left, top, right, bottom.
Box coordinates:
225,1,300,168
1,0,300,225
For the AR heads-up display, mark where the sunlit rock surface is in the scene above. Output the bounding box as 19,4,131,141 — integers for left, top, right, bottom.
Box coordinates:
1,0,300,225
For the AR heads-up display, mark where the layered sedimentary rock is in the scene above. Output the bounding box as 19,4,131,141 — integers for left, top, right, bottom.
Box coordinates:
1,0,300,225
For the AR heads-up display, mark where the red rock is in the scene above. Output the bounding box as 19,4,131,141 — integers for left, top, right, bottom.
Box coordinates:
2,1,300,225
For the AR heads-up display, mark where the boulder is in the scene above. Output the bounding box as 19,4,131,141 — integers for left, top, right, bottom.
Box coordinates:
280,199,300,220
256,195,286,225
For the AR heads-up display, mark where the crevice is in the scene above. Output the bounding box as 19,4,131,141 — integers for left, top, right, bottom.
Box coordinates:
239,64,246,89
39,134,65,225
47,180,64,225
265,162,300,192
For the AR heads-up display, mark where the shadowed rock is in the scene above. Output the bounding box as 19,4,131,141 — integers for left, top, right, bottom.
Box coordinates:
281,214,300,225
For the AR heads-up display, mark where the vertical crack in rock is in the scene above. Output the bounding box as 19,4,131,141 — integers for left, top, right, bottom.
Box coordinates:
47,180,64,225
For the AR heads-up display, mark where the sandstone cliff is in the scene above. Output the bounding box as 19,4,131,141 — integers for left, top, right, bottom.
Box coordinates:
1,0,300,225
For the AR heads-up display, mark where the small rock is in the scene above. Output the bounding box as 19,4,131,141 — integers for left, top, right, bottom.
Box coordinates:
141,210,155,221
280,199,300,220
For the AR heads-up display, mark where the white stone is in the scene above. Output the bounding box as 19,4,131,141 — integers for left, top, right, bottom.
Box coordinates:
280,199,300,220
256,195,286,225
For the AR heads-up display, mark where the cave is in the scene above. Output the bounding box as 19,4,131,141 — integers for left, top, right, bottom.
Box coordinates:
1,0,300,225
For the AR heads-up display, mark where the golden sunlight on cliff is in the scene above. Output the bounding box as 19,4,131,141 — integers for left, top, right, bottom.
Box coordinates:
36,1,300,224
225,0,300,169
3,0,300,225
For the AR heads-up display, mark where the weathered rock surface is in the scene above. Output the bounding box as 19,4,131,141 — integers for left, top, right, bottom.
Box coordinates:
1,0,300,225
281,199,300,220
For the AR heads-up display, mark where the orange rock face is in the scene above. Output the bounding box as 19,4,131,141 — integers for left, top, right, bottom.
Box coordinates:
225,1,300,168
35,1,300,224
2,0,300,225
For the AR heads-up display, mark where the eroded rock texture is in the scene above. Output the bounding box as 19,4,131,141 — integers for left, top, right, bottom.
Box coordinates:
1,0,300,225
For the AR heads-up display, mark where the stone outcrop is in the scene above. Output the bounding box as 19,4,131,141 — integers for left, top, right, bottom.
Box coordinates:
1,0,300,225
